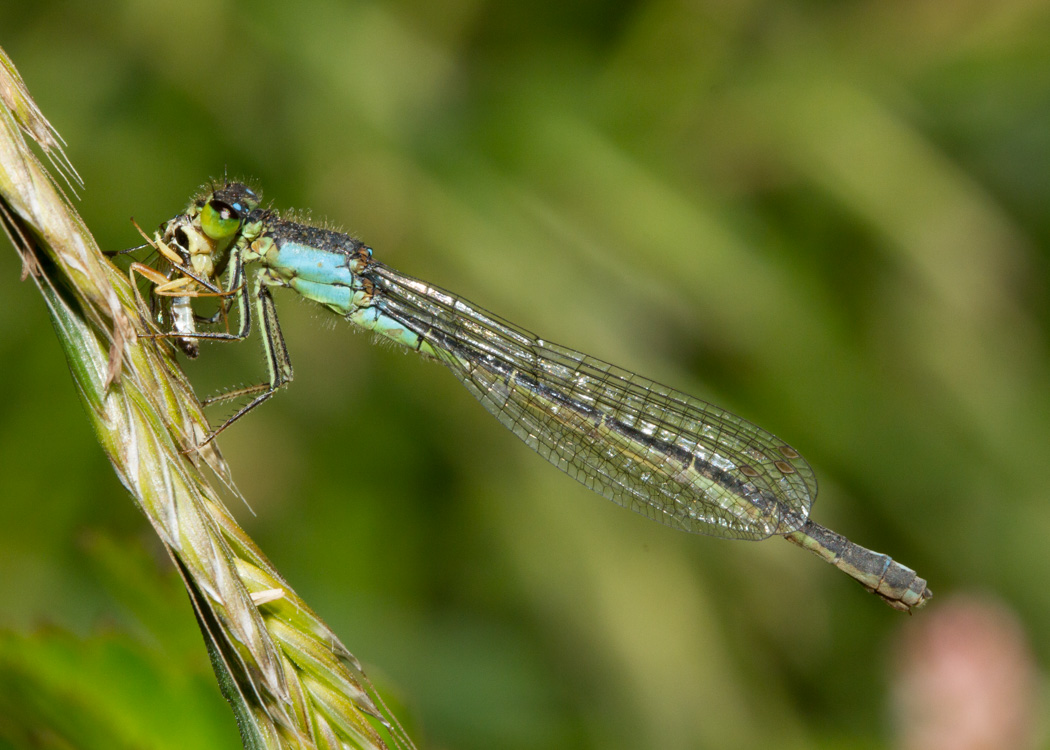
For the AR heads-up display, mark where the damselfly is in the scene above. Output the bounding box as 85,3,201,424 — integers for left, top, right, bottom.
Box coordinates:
133,182,932,611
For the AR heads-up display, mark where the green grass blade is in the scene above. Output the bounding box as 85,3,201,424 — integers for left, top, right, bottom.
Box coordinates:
0,45,414,750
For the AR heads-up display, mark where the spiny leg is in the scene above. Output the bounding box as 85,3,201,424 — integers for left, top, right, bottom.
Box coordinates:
198,280,294,445
144,247,288,449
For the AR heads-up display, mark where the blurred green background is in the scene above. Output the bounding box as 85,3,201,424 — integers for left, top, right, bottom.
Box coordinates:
2,1,1049,749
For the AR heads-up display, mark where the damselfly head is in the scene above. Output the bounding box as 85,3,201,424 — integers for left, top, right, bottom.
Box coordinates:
198,183,260,226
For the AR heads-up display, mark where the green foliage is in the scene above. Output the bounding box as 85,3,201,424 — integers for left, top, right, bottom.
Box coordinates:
0,535,239,750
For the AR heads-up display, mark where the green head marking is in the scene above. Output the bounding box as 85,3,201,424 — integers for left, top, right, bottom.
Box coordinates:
198,183,261,242
200,198,242,241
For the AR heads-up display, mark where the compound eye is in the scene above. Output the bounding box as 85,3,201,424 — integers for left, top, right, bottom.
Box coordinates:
171,226,192,262
200,198,242,240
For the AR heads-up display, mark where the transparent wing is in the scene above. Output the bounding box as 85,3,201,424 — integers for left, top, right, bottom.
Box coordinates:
369,263,817,540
